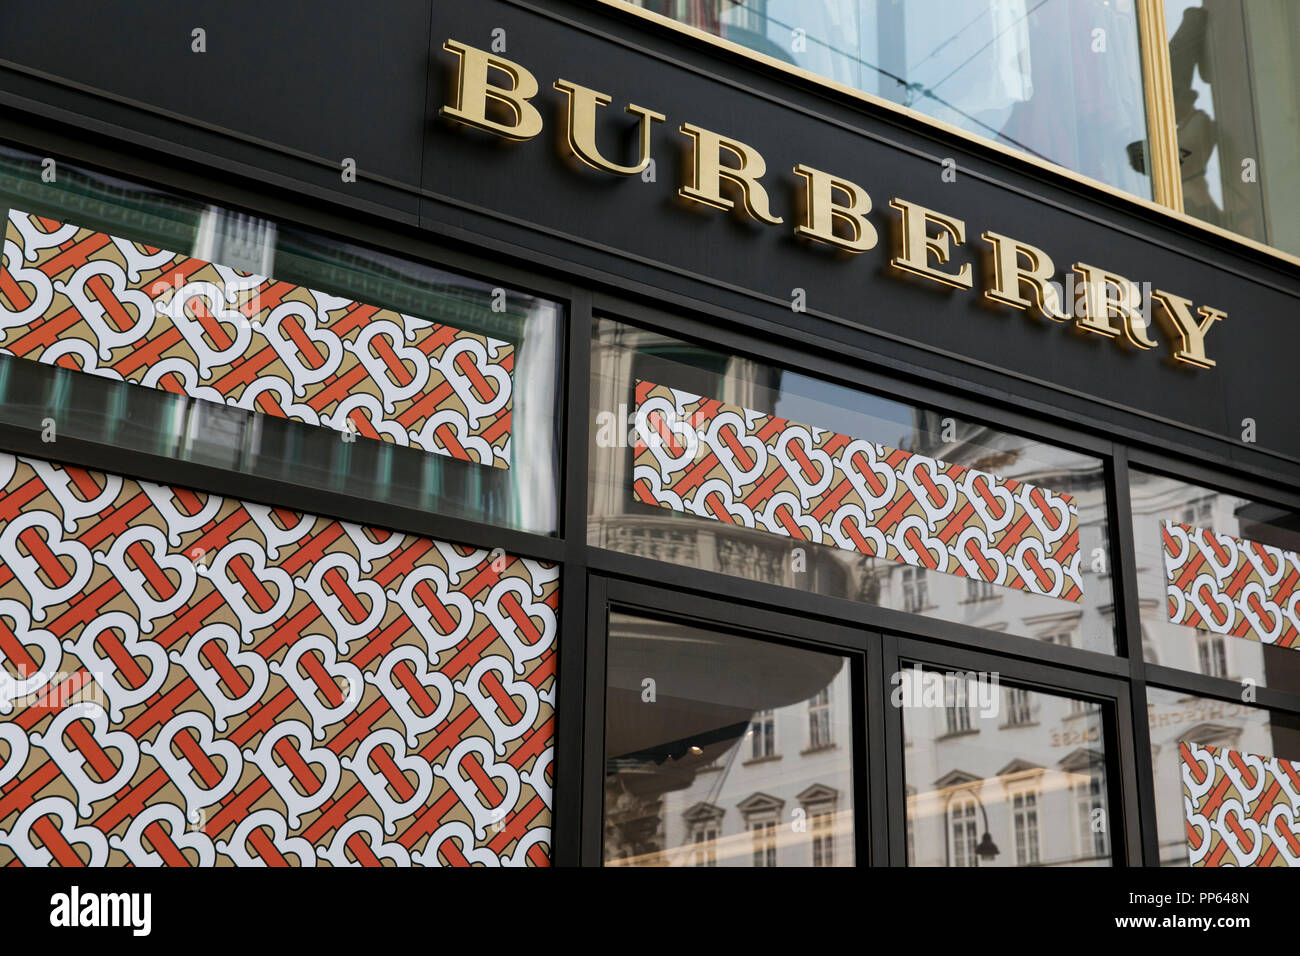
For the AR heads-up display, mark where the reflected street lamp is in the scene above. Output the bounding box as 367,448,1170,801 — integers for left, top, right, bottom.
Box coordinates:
974,796,999,864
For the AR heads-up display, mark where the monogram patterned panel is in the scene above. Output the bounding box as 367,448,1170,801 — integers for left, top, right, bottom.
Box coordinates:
0,210,514,468
632,380,1083,601
1163,520,1300,650
1181,742,1300,866
0,452,555,866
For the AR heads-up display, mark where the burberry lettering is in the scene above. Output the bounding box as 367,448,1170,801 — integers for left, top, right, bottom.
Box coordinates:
439,39,1227,370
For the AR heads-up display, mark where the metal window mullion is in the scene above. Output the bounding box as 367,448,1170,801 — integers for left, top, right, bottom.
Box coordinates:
879,631,907,866
1108,446,1162,865
555,288,593,866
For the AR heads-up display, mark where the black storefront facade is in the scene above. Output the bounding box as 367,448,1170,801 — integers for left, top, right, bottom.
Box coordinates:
0,0,1296,871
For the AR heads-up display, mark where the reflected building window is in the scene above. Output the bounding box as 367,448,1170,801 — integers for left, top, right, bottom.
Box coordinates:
1042,630,1073,648
811,810,834,867
683,803,724,867
798,784,839,868
1059,748,1109,863
1180,494,1214,527
739,793,783,868
947,793,980,867
965,577,995,602
1196,630,1228,679
751,821,777,867
1011,789,1042,865
1076,775,1108,861
944,676,974,736
1004,688,1034,727
945,700,973,735
808,687,833,750
749,709,778,760
902,568,930,613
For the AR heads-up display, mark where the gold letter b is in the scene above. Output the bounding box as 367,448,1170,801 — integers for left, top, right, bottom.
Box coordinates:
441,39,543,141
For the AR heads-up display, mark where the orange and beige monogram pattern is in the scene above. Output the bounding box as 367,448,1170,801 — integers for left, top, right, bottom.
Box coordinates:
1181,742,1300,866
0,210,514,468
1163,521,1300,650
631,380,1083,601
0,452,555,866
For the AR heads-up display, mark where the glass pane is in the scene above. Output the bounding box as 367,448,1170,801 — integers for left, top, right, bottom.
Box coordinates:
590,316,1118,653
629,0,1151,196
1129,467,1300,696
901,666,1113,866
1164,1,1300,253
603,612,855,866
0,145,563,534
1147,686,1300,866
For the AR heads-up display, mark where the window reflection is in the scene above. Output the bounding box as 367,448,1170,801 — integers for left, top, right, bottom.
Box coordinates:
603,612,855,866
1129,467,1300,696
1147,686,1300,865
903,667,1112,866
0,146,564,534
1164,1,1300,253
590,317,1118,652
629,0,1151,196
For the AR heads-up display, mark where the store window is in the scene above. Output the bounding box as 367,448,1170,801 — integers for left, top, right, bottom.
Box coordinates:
1128,467,1300,696
590,317,1119,652
903,667,1113,866
1146,686,1300,866
0,145,564,534
603,612,855,866
623,0,1152,197
1163,1,1300,255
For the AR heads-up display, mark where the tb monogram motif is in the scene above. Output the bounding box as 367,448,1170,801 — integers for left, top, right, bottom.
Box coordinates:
0,452,556,866
1181,742,1300,867
632,380,1083,601
0,210,514,468
1163,520,1300,651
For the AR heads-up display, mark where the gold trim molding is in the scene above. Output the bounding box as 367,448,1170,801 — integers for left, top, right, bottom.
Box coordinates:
1137,0,1185,212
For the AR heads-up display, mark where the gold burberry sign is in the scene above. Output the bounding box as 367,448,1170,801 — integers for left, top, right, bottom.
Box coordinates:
440,39,1225,371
